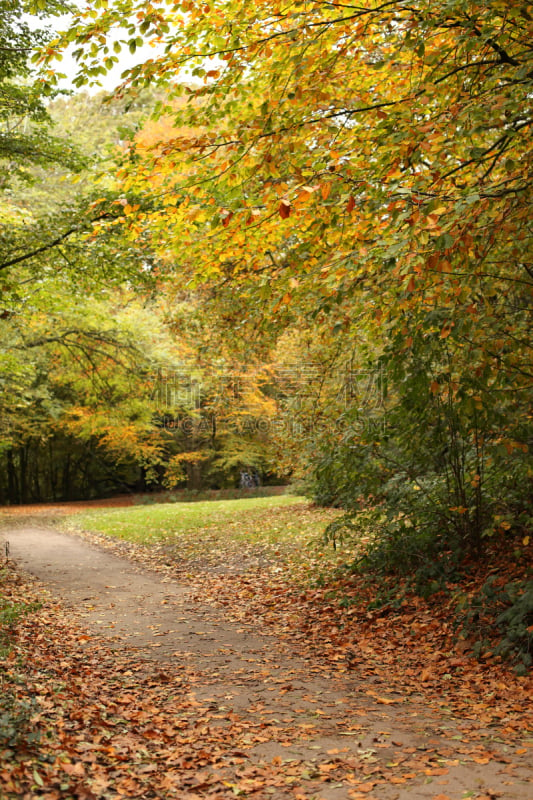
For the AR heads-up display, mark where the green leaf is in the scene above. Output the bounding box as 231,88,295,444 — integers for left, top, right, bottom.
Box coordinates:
33,770,44,787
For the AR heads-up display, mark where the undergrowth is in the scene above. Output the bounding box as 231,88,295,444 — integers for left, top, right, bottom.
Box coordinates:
136,486,289,504
0,566,42,753
455,576,533,675
324,512,532,671
0,688,39,750
0,570,39,658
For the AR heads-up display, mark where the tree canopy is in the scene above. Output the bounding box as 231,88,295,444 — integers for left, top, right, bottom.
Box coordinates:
46,1,532,371
37,0,532,547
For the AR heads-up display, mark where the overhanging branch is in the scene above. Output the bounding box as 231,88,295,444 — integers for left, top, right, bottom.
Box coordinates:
0,210,117,272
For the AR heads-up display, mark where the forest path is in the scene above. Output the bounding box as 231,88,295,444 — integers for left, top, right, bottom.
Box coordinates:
3,519,532,800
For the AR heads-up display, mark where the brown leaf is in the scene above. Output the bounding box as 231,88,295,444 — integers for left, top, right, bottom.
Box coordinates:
62,762,86,778
279,200,291,219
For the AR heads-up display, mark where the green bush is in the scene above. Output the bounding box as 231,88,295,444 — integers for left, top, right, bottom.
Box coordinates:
456,577,533,673
0,689,39,748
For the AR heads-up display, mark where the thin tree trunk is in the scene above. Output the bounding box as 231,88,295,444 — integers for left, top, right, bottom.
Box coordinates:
19,446,28,504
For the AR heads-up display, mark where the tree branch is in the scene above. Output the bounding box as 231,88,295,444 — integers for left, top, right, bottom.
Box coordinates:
0,211,116,272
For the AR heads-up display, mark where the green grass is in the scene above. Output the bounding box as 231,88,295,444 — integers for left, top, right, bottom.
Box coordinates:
63,494,347,576
66,495,308,543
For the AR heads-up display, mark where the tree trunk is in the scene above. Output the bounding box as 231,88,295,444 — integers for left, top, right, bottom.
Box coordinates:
19,446,29,504
6,448,18,503
186,460,203,490
62,452,72,500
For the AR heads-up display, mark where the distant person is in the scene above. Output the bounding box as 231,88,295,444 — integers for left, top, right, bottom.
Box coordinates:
240,470,260,489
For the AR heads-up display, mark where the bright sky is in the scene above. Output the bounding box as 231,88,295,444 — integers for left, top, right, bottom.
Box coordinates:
31,12,167,95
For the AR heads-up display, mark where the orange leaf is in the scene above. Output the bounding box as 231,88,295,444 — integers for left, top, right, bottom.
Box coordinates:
347,195,355,213
319,762,338,772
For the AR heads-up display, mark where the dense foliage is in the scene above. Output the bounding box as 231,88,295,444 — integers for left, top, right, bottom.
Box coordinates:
38,0,532,553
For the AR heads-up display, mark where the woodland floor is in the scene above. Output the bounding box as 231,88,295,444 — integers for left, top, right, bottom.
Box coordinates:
0,500,532,800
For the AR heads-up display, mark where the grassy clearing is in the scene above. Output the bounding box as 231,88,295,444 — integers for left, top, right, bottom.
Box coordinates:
63,494,349,580
65,495,309,544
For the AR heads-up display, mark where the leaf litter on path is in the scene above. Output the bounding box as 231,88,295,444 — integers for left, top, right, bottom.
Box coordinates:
1,507,532,800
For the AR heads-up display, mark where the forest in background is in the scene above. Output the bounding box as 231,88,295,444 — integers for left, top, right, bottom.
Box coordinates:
1,75,294,502
1,0,532,664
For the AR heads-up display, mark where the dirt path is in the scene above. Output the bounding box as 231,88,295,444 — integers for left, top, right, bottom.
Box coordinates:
3,521,533,800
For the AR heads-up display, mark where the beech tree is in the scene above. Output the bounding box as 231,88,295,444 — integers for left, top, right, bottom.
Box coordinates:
48,0,532,373
39,1,532,549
